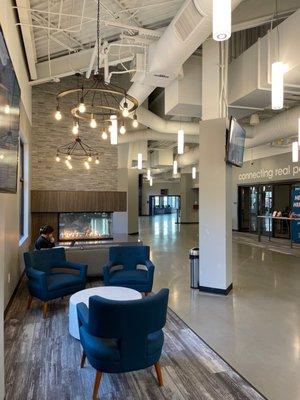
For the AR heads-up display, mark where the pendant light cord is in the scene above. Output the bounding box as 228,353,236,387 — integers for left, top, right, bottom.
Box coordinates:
97,0,100,73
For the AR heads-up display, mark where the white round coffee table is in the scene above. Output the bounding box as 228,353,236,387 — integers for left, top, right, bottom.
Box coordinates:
69,286,142,339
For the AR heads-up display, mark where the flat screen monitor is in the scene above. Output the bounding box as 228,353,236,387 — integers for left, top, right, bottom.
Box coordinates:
226,117,246,167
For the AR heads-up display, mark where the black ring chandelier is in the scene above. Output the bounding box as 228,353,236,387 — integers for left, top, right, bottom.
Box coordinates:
53,0,139,140
55,137,100,170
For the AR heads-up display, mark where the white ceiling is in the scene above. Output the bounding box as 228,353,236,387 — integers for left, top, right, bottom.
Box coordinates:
16,0,184,72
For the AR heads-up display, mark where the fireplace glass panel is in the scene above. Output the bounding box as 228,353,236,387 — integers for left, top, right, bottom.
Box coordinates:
59,212,112,241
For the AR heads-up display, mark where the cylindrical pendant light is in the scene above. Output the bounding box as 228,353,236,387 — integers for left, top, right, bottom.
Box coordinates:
147,169,151,180
292,141,299,163
110,115,118,145
177,129,184,155
192,166,196,180
137,153,143,170
213,0,231,42
173,160,178,175
149,177,153,187
272,61,284,110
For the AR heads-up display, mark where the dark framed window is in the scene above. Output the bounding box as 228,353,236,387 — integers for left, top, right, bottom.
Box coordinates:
19,139,25,239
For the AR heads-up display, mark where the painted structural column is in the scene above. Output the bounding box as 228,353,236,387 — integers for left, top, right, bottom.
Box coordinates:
199,39,232,294
180,173,198,223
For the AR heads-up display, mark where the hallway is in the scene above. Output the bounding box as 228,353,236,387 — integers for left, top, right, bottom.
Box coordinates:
139,214,300,400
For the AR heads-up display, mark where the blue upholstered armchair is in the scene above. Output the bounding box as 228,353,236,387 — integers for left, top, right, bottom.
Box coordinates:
77,288,169,400
24,247,87,318
103,246,155,294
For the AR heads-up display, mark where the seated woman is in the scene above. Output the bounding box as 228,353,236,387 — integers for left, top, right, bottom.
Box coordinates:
35,225,55,250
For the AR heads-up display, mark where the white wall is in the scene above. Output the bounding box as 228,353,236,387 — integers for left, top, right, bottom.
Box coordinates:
142,181,180,215
0,2,32,398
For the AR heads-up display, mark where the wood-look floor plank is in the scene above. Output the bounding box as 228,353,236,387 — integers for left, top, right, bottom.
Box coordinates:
4,279,266,400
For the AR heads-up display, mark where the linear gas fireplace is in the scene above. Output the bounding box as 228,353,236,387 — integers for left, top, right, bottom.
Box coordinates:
59,212,112,241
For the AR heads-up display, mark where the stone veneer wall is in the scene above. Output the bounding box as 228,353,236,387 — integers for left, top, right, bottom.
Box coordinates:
31,75,118,191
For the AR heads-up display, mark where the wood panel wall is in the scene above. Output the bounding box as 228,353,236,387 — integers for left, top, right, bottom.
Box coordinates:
31,190,127,244
31,190,127,212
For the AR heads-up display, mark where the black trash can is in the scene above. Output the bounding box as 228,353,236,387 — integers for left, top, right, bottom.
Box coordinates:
189,247,199,289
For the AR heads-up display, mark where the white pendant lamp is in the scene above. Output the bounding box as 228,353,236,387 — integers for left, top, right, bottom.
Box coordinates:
292,141,299,163
213,0,231,42
147,169,151,180
173,160,178,175
192,166,196,180
110,115,118,145
272,61,284,110
137,153,143,170
177,129,184,155
149,176,153,187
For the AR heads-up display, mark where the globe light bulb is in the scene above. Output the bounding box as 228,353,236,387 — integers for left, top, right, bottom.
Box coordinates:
122,101,129,117
95,157,100,164
79,97,86,113
101,130,108,140
55,109,62,121
55,155,60,162
0,154,4,160
4,104,10,114
90,115,97,128
132,114,138,128
88,156,92,162
120,125,126,135
67,155,71,160
72,122,79,135
84,161,90,170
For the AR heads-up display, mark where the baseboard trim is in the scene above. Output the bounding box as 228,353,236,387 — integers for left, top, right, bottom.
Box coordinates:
4,270,25,319
199,283,233,296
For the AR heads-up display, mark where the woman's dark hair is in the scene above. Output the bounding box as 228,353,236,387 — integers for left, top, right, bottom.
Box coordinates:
40,225,54,235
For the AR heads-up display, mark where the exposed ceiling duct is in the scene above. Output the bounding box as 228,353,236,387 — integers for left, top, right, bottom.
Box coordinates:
245,105,300,148
128,0,243,105
118,129,199,144
135,107,199,135
177,146,199,166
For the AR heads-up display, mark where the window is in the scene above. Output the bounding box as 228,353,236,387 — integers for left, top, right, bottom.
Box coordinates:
19,139,24,239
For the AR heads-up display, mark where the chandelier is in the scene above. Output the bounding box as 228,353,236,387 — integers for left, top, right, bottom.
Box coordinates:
53,0,139,144
55,137,100,170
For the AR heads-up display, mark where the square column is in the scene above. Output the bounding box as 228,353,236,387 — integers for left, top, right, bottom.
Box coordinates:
199,38,232,294
199,119,232,294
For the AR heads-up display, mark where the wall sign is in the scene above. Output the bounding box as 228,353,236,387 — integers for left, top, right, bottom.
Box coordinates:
291,186,300,243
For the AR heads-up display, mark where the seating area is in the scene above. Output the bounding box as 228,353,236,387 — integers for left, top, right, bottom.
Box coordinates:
2,1,300,400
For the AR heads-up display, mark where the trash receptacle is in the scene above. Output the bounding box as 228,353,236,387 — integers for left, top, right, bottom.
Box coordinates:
189,247,199,289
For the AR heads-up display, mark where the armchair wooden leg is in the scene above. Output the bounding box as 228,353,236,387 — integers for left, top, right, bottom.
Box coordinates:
93,371,102,400
27,295,33,310
80,352,86,368
43,302,48,319
154,362,163,387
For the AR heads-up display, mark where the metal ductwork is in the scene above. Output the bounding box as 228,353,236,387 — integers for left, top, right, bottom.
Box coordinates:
177,146,199,167
135,108,199,135
118,129,199,144
245,106,300,148
128,0,242,105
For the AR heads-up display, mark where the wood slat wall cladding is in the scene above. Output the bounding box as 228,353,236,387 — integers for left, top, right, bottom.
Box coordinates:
31,191,127,212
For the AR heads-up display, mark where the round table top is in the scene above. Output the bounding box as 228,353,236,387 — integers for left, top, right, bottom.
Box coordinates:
70,286,142,306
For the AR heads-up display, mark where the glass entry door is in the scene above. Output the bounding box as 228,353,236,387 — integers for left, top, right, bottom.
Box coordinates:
249,186,258,233
238,185,273,234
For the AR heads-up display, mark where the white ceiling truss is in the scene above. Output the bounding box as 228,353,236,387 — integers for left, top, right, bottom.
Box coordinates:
14,0,184,83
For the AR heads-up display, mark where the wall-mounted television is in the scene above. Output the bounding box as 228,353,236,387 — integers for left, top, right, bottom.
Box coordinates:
0,28,21,193
226,117,246,168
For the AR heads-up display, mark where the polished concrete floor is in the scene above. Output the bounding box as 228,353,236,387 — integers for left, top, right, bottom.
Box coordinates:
139,214,300,400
